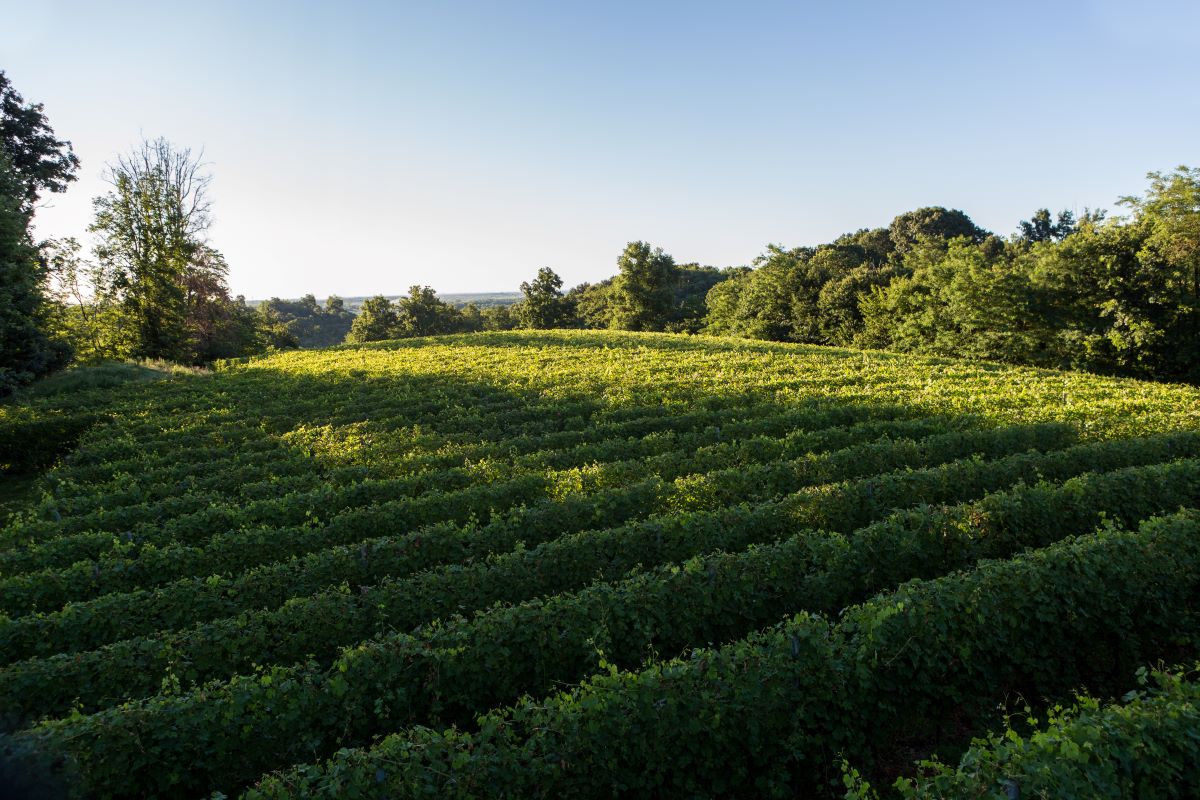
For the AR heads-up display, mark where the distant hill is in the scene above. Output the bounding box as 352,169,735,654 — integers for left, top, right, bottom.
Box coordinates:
339,293,521,314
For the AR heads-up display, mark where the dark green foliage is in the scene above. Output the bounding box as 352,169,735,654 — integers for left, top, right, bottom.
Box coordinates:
240,510,1200,798
0,410,101,475
857,239,1055,363
480,302,519,330
1017,207,1076,243
857,170,1200,382
0,155,70,395
666,264,731,333
0,71,79,209
610,240,678,331
518,267,571,328
259,295,354,348
704,244,894,345
344,294,397,343
345,287,481,343
871,666,1200,799
889,206,988,254
700,170,1199,384
0,71,77,394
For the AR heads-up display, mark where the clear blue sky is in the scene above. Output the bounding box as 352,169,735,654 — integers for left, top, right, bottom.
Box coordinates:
4,0,1197,299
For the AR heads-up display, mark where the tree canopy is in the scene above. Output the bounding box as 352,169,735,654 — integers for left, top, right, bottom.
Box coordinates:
0,71,79,209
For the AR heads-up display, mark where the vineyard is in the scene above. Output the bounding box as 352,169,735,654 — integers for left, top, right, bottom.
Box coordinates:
2,329,1200,799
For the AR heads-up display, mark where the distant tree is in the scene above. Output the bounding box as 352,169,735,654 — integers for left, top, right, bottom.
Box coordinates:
610,241,677,331
482,303,519,331
0,71,80,209
702,244,879,344
665,264,731,333
243,301,299,354
1017,209,1076,243
458,302,484,332
261,295,354,348
518,267,570,328
395,285,462,337
567,281,614,329
345,295,398,343
889,207,988,254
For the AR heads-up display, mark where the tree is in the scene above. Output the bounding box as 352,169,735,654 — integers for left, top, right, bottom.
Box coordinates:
89,138,218,362
667,265,731,333
1017,209,1076,243
0,71,80,209
0,73,77,393
1027,170,1200,381
889,207,987,254
567,281,615,329
458,302,484,332
345,295,398,343
610,241,677,331
395,285,461,337
1122,167,1200,375
858,239,1052,363
0,153,69,394
482,303,519,331
816,263,902,346
261,295,355,348
701,245,876,344
518,267,569,328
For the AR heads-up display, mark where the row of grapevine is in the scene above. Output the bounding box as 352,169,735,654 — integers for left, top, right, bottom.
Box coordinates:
6,457,1197,794
235,510,1200,799
0,422,1073,616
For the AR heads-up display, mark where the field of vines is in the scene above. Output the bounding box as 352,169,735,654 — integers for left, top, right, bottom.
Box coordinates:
2,329,1200,799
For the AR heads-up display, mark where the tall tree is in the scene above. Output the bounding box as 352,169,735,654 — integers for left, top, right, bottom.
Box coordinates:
610,241,677,331
89,138,214,362
345,295,398,343
0,73,77,393
518,267,569,328
0,153,68,394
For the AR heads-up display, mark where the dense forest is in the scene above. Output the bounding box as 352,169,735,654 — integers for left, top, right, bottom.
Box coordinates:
2,69,1197,395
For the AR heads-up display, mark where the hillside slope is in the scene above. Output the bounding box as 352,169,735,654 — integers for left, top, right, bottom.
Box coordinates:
1,330,1199,798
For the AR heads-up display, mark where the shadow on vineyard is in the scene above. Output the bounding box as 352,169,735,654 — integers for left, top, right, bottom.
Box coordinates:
1,332,1199,798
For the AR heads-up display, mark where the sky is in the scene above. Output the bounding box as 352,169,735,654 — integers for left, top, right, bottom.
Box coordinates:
2,0,1198,300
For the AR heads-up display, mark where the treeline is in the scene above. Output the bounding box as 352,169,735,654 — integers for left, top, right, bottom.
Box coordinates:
344,243,737,343
709,184,1199,384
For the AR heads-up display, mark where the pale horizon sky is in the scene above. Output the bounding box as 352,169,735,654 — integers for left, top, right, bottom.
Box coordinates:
3,0,1198,299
